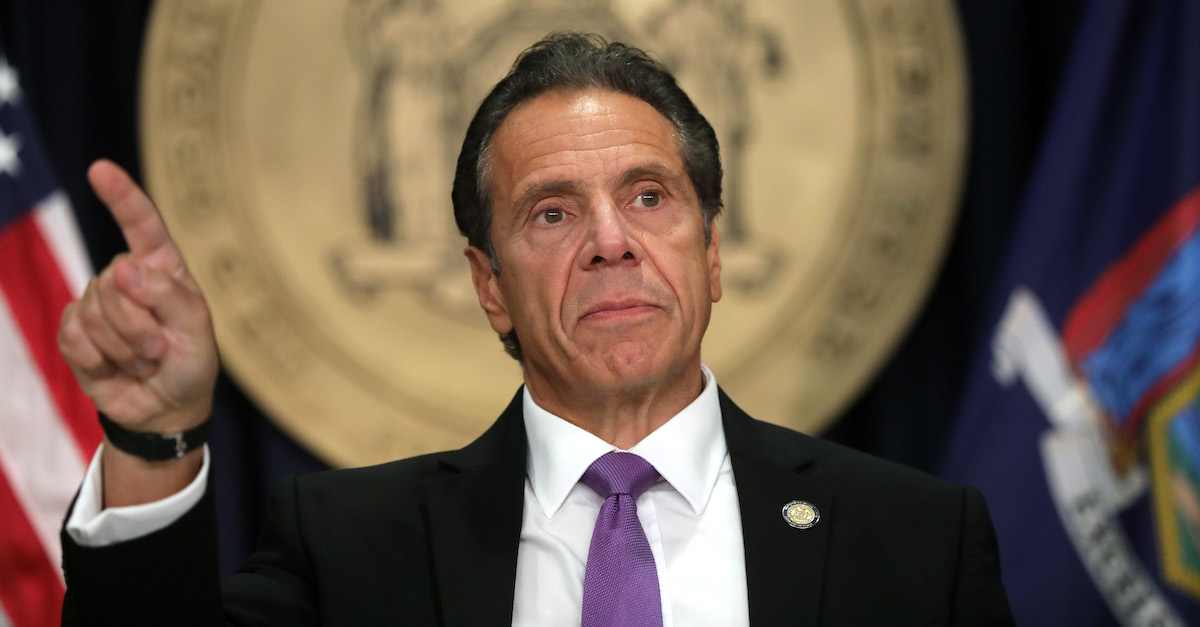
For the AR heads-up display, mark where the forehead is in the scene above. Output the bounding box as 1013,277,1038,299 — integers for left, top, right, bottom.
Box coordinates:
487,89,685,204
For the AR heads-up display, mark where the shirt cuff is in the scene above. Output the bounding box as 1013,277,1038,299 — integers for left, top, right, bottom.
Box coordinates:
65,443,210,547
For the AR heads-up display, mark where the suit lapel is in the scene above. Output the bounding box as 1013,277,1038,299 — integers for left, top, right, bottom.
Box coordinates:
420,386,834,624
425,391,528,626
721,390,832,626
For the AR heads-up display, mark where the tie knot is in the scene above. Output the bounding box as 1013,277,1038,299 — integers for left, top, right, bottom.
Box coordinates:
582,452,660,500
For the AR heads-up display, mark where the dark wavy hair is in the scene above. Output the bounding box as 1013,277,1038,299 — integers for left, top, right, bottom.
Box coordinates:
452,31,723,360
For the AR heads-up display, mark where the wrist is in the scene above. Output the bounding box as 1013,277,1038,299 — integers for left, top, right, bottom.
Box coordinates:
100,441,205,508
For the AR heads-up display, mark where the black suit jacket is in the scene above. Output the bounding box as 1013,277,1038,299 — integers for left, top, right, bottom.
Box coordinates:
61,389,1013,625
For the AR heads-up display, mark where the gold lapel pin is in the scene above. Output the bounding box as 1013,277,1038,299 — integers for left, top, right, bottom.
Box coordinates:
782,500,820,529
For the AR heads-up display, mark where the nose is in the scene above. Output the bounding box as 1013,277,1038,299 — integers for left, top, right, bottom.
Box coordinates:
580,201,640,268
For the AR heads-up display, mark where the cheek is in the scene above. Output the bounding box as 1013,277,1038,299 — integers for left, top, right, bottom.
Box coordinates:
660,240,713,300
502,256,573,334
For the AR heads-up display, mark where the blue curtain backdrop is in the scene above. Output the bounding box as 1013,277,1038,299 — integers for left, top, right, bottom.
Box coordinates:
20,4,1186,624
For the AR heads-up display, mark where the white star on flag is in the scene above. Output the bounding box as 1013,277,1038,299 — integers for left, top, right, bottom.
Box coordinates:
0,58,19,106
0,132,20,177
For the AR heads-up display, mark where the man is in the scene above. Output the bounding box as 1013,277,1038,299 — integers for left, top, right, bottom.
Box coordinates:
58,33,1013,625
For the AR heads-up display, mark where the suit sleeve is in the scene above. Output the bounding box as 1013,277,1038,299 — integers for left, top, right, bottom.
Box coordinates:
60,479,222,626
951,487,1016,626
60,475,319,626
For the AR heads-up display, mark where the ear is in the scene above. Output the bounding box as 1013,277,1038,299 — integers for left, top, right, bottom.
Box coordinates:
465,246,514,334
707,220,722,303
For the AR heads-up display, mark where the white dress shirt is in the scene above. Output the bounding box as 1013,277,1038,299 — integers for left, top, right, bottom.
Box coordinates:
513,366,748,626
67,366,749,626
67,445,209,546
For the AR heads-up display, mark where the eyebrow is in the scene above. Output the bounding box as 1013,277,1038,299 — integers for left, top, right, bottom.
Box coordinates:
616,163,684,191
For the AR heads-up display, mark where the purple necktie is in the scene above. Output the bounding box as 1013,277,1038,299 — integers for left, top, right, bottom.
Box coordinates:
580,452,663,627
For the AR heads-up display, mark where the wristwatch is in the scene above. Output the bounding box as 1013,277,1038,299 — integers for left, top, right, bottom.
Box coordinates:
98,413,212,461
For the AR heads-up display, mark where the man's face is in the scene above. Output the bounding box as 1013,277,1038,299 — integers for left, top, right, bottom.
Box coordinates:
466,89,722,401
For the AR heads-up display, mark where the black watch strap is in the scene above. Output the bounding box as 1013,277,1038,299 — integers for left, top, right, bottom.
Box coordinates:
98,413,212,461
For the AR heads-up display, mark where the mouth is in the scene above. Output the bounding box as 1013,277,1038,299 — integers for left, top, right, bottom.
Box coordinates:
579,299,659,322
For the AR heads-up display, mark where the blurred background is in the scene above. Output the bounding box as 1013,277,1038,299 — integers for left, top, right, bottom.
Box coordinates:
2,0,1198,625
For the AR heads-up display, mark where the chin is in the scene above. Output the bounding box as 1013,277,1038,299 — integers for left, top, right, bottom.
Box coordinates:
593,344,686,389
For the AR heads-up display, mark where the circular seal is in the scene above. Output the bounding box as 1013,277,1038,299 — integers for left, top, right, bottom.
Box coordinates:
140,0,967,467
783,500,820,529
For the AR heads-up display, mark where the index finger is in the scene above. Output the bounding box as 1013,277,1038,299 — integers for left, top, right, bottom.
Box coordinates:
87,159,178,260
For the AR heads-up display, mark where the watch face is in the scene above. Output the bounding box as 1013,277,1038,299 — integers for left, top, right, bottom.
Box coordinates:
141,0,967,467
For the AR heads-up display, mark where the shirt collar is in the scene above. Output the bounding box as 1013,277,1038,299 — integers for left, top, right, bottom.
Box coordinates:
523,365,726,518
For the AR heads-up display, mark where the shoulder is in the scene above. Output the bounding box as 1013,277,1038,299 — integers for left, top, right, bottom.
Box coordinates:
722,392,977,521
287,387,527,508
756,417,961,496
282,450,457,520
722,403,1011,623
730,408,1000,569
297,450,452,492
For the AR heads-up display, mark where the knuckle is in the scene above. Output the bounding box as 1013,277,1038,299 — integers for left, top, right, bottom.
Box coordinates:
57,318,85,350
124,316,159,349
78,301,107,334
139,270,169,298
107,252,135,273
78,310,133,361
107,350,139,370
96,263,119,290
80,355,115,378
78,277,98,302
148,266,182,296
75,350,106,373
59,300,78,327
98,285,149,337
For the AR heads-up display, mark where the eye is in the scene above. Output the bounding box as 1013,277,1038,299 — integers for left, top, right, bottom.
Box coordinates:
636,191,661,207
537,209,565,224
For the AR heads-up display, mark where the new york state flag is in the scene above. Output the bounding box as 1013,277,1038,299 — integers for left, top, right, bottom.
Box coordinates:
940,0,1200,625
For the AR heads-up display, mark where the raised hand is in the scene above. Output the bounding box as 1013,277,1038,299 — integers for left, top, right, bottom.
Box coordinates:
58,160,218,442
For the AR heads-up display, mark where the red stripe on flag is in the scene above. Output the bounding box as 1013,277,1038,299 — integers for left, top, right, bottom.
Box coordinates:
0,211,100,456
1062,186,1200,364
0,464,64,627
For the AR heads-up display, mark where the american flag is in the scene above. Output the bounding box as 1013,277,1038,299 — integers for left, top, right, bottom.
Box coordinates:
0,50,98,625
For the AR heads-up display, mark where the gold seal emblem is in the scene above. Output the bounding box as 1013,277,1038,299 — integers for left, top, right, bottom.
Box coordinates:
140,0,967,467
783,500,820,529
